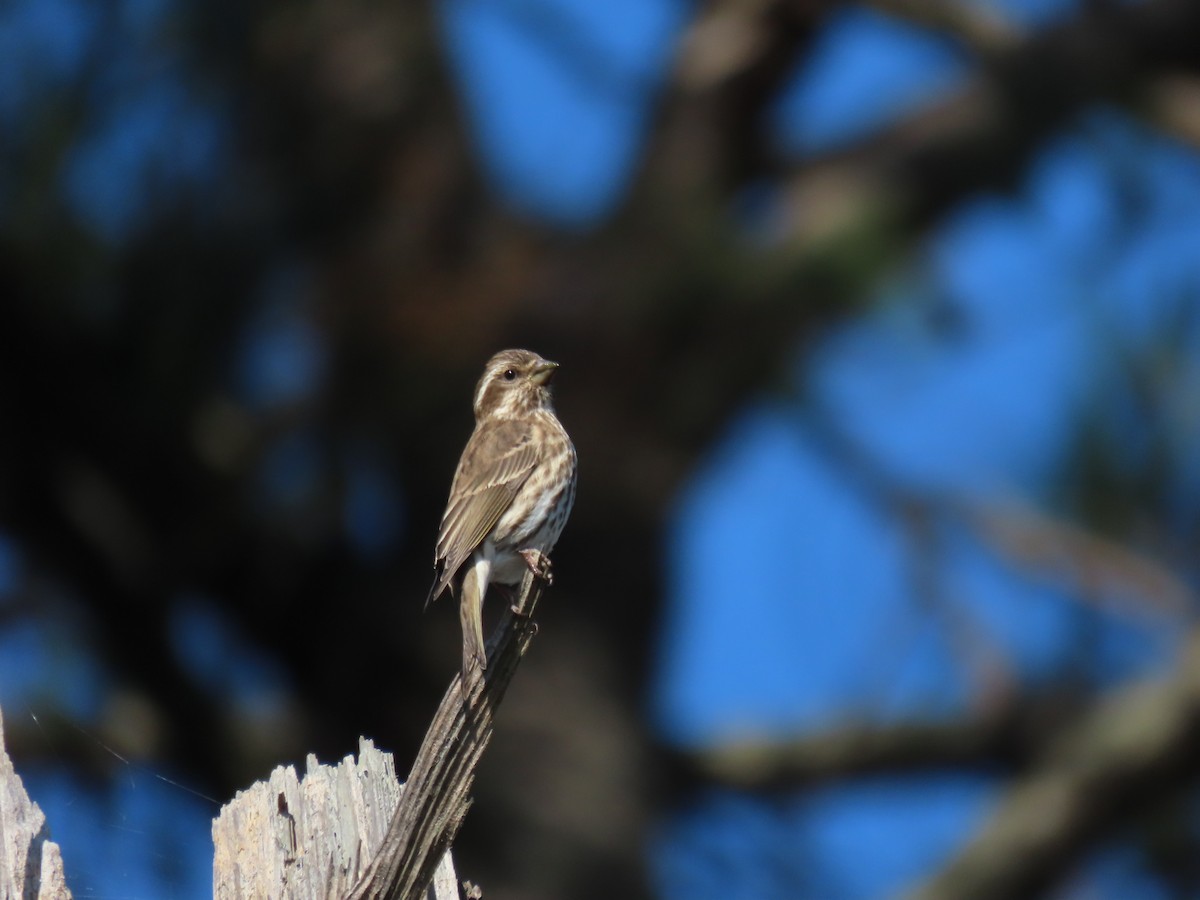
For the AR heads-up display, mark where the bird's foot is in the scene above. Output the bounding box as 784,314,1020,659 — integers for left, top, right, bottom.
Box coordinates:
519,549,553,585
499,583,535,630
507,610,539,638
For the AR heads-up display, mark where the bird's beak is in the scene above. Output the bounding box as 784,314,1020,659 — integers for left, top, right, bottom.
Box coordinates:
530,360,559,386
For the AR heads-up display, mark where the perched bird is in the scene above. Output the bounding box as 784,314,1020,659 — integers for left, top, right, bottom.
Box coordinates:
427,349,577,684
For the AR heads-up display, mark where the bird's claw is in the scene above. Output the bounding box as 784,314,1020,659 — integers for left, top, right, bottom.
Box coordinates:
508,605,539,636
519,549,553,585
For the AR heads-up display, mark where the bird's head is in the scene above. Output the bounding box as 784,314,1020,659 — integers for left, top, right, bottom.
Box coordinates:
473,349,560,420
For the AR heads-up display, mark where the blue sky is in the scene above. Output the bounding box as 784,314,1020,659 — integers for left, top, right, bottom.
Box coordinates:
3,0,1200,897
438,0,687,224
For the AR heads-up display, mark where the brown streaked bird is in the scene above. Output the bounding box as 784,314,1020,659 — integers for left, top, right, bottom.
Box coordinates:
427,349,577,684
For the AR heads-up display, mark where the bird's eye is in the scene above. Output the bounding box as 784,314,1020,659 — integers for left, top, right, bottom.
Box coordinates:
503,369,517,382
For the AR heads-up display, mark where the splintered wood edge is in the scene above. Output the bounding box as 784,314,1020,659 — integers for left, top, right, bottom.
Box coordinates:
0,706,72,900
212,736,458,900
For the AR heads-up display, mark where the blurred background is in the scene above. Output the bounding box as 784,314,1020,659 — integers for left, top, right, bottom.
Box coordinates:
2,0,1200,897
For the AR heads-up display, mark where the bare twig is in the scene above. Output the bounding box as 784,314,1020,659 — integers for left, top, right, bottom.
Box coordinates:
348,568,547,900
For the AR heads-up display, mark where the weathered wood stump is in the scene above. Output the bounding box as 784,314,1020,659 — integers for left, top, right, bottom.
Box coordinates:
0,707,72,900
212,737,460,899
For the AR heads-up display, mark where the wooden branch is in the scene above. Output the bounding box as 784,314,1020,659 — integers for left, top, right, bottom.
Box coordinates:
347,568,547,899
0,707,72,900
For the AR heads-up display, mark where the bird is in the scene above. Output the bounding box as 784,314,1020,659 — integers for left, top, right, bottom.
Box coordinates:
427,349,577,686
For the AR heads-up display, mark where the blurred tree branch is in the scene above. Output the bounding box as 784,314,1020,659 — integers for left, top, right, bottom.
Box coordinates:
909,629,1200,900
667,631,1200,897
669,0,1200,226
963,500,1196,620
667,692,1066,793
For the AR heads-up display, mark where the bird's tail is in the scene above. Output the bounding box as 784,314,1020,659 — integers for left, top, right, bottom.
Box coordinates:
425,562,450,611
459,559,489,687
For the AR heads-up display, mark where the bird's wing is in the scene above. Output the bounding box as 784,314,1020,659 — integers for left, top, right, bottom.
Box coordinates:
426,419,540,607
